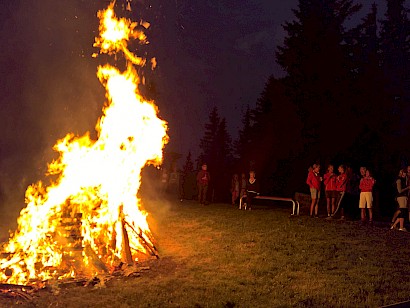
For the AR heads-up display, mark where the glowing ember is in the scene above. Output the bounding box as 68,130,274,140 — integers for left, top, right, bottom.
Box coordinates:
0,2,168,285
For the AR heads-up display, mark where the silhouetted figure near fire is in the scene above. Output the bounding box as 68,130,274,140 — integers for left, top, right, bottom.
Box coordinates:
197,163,210,205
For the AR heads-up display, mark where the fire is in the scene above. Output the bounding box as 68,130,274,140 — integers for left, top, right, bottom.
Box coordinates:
0,2,168,285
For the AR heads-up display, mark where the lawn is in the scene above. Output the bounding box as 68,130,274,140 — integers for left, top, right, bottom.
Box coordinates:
2,197,410,307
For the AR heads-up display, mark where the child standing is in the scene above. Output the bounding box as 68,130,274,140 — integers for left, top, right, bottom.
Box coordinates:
324,164,337,217
197,163,211,205
359,169,376,225
333,165,348,220
306,164,322,217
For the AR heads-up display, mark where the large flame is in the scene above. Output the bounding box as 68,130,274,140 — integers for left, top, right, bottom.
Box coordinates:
0,2,168,285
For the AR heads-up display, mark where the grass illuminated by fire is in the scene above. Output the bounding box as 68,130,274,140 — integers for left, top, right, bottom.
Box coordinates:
5,198,410,307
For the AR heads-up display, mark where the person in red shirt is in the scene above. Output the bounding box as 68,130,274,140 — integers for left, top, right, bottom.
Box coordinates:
196,163,210,205
306,164,322,217
332,165,348,220
324,164,337,217
359,169,376,224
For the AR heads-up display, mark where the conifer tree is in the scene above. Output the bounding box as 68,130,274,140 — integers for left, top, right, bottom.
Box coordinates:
198,106,220,167
379,0,410,141
276,0,361,159
234,106,253,169
198,107,233,201
182,151,194,174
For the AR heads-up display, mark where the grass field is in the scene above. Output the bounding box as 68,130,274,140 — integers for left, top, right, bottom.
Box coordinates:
2,197,410,307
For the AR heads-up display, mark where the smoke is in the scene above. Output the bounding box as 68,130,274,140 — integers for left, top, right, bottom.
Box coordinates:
0,1,106,235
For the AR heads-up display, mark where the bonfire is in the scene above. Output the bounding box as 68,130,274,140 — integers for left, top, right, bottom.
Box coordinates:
0,1,168,288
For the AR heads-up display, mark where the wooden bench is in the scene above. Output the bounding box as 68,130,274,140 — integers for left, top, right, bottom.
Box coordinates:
239,195,300,215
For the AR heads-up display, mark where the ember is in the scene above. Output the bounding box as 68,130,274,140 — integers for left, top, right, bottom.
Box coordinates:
0,1,167,286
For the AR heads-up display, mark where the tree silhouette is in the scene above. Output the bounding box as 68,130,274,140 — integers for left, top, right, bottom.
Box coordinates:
379,0,410,143
234,106,253,170
276,0,361,162
198,107,232,201
182,151,194,173
198,106,220,167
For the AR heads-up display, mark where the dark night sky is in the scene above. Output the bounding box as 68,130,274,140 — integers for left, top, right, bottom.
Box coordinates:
0,0,403,230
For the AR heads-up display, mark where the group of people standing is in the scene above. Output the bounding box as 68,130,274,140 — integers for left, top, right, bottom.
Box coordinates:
230,171,260,210
306,163,410,231
196,164,260,210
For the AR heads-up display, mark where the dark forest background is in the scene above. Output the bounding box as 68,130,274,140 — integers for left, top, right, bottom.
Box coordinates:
173,0,410,212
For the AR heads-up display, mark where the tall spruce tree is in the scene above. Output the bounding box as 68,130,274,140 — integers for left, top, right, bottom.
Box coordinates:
343,3,388,165
198,106,220,167
246,76,303,194
234,106,253,170
379,0,410,144
198,107,232,201
214,118,233,201
182,151,194,173
276,0,361,161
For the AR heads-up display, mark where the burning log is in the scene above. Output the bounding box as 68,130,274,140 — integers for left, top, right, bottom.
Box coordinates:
124,221,159,259
121,220,134,264
84,245,109,273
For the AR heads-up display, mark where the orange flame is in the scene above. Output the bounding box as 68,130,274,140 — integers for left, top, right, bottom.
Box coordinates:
0,2,168,285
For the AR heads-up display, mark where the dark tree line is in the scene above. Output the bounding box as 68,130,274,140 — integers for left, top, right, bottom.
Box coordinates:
183,0,409,205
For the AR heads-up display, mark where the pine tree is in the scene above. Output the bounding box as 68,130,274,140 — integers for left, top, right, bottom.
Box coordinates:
182,151,194,174
198,106,220,167
379,0,410,140
276,0,361,159
234,106,253,168
215,118,232,168
340,3,390,166
198,107,233,201
245,76,303,194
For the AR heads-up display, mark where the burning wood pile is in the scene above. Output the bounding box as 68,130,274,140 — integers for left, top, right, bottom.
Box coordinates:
0,1,167,301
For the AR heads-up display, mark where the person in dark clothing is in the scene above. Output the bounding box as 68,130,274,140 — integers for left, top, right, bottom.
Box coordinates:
244,171,260,211
391,169,410,231
196,163,210,205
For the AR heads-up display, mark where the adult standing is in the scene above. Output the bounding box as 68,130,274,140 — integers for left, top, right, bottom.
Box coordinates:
391,169,409,231
306,164,322,218
197,163,211,205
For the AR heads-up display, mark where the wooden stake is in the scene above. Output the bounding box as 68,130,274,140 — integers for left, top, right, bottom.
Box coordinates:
121,220,134,264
